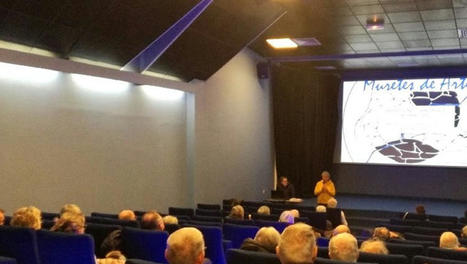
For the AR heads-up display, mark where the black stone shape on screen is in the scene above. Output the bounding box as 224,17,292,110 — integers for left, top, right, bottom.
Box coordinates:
410,91,460,127
375,139,439,163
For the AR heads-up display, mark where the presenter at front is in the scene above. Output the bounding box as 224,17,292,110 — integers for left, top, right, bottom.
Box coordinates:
314,171,336,205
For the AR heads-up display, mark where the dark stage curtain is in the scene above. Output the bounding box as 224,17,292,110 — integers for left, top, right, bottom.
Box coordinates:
272,65,340,197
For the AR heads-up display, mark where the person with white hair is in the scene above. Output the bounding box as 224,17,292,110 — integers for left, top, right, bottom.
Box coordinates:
360,239,389,255
279,210,295,224
439,231,467,250
240,227,281,253
462,225,467,239
276,223,317,264
329,233,359,262
257,205,271,216
333,225,351,237
165,227,206,264
316,205,326,213
327,198,348,226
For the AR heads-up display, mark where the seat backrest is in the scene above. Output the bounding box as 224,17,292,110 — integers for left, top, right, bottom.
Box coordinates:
404,232,439,243
412,226,445,236
164,224,180,234
223,218,255,225
302,211,327,230
385,242,424,259
192,215,222,222
428,215,458,223
196,208,222,217
41,212,60,220
190,225,226,264
36,230,95,264
197,204,221,210
384,224,413,233
226,248,280,264
87,216,140,228
168,207,194,217
388,238,436,248
0,226,40,264
251,214,278,221
222,224,259,249
121,227,168,263
358,252,408,264
255,220,290,233
404,213,426,221
327,208,343,228
188,220,222,227
85,223,121,257
315,257,377,264
91,212,118,219
412,255,467,264
0,256,17,264
427,246,467,261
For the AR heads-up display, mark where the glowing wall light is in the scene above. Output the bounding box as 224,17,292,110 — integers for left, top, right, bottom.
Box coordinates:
141,85,185,101
0,62,59,83
70,73,130,94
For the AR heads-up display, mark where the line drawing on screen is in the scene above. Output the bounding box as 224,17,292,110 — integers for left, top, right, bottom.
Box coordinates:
342,78,467,166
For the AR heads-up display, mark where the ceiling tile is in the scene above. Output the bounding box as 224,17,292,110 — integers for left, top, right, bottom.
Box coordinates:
339,25,367,35
431,38,460,47
437,54,464,64
453,0,467,8
346,0,380,6
403,39,432,48
387,11,421,23
382,2,418,12
393,22,425,32
454,7,467,18
345,34,372,43
456,18,467,27
351,4,384,15
349,42,378,51
341,16,361,26
427,29,458,39
356,14,388,25
413,56,440,65
336,7,353,16
370,32,399,41
416,0,453,10
420,9,454,21
376,40,405,50
356,49,379,53
424,20,456,30
399,31,429,40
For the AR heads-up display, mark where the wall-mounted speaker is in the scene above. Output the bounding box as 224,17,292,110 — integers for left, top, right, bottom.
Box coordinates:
257,62,270,79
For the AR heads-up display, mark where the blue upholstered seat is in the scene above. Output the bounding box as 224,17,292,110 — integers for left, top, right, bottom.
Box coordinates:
385,242,424,260
85,223,121,257
168,207,194,218
0,226,40,264
358,252,409,264
412,255,467,264
226,248,280,264
36,230,95,264
190,225,226,264
121,227,168,263
315,257,377,264
0,256,17,264
222,224,259,249
427,246,467,261
255,220,290,233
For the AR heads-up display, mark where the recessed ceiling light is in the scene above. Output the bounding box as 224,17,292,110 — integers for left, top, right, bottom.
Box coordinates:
266,38,298,49
366,16,384,31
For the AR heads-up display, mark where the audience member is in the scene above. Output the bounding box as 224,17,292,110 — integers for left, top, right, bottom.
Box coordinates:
51,212,86,234
257,205,271,216
314,171,336,205
290,209,300,218
60,203,82,216
163,215,179,225
333,225,351,237
228,205,244,220
276,223,317,264
360,239,389,255
165,227,206,264
373,227,390,241
141,211,165,231
415,204,426,215
327,198,348,226
277,176,295,200
0,209,4,226
439,231,467,251
97,250,126,264
462,225,467,239
10,206,42,230
323,220,334,239
279,210,295,224
240,227,281,253
316,205,326,213
329,233,359,262
118,210,136,221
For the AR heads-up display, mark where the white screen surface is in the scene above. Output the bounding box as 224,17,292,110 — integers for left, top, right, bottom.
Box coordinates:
341,78,467,166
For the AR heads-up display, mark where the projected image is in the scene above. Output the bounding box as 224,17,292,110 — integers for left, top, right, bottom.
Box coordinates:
341,78,467,166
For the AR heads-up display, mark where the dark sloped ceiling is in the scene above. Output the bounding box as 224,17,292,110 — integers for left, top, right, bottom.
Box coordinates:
0,0,285,81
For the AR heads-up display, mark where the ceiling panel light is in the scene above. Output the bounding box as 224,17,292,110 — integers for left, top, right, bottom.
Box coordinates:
266,38,298,49
366,16,385,31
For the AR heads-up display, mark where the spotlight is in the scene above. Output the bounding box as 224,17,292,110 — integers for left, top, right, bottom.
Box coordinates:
366,16,384,31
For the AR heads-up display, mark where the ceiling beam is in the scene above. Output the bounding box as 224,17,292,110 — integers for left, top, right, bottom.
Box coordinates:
121,0,213,73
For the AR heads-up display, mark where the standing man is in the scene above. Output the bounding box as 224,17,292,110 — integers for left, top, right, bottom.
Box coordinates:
314,171,336,205
277,176,295,199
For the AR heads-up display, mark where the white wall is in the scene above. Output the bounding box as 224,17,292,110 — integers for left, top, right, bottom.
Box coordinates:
193,49,274,203
0,64,189,214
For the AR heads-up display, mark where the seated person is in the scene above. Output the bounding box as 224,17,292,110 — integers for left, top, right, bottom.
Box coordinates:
462,225,467,239
227,205,244,220
327,198,348,226
316,205,326,213
118,209,136,221
0,209,4,226
372,227,390,241
277,176,295,199
290,209,300,218
333,225,351,237
97,251,126,264
257,205,271,216
60,203,82,216
10,206,42,230
163,215,179,225
50,212,86,234
329,233,359,263
440,231,467,251
240,227,281,253
279,210,295,224
276,223,317,264
141,211,165,231
360,239,389,255
165,227,207,264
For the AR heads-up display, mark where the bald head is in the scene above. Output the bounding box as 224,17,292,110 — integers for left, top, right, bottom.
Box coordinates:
254,227,281,252
276,223,317,264
118,210,136,221
360,240,389,255
440,232,460,249
329,233,359,262
165,227,205,264
141,211,164,231
333,225,351,237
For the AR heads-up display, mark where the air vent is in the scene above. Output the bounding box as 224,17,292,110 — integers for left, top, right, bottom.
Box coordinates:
292,38,321,47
